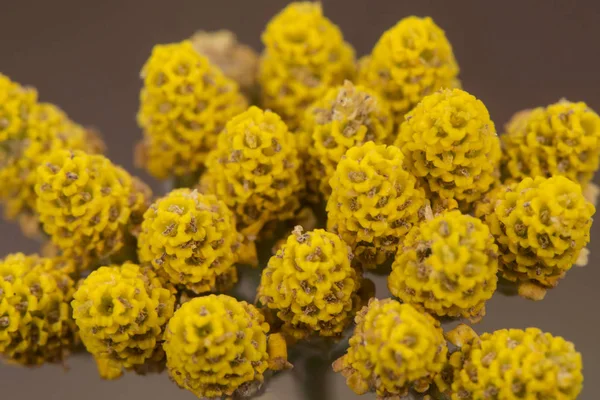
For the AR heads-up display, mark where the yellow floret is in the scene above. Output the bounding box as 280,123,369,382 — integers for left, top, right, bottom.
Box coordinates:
138,188,241,294
395,88,500,209
388,210,498,322
71,263,175,379
258,2,355,131
137,40,247,180
437,325,583,400
333,298,447,398
35,149,152,268
0,74,104,227
258,227,360,340
202,106,303,238
190,30,259,97
302,81,393,199
0,253,77,366
327,142,427,268
501,99,600,186
357,16,460,126
164,294,289,399
476,175,594,292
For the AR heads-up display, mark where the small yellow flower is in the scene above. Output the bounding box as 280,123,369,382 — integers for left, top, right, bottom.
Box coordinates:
71,263,175,379
35,149,152,269
258,2,355,131
302,81,394,199
164,294,288,399
138,188,241,294
358,16,460,126
258,227,360,339
501,99,600,186
0,253,77,366
333,298,447,397
388,210,498,322
437,325,583,400
396,88,500,209
202,106,304,238
137,40,247,179
476,175,594,291
327,142,427,268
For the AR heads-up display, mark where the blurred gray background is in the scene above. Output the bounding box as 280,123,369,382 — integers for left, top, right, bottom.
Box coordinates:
1,0,599,398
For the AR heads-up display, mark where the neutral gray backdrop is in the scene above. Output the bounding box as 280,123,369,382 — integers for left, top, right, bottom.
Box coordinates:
0,1,599,399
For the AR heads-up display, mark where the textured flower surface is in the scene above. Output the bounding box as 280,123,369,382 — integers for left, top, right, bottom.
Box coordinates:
258,227,360,339
0,253,76,366
203,106,303,238
302,81,393,199
137,40,247,179
35,149,151,267
476,175,594,290
501,99,600,186
327,142,427,268
258,2,355,131
358,16,460,126
437,326,583,400
0,75,104,225
164,294,288,399
388,210,498,322
138,188,241,294
395,88,500,209
333,298,447,398
190,30,259,95
71,263,175,379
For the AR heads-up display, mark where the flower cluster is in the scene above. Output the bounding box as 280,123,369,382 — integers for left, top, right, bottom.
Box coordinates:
0,3,594,400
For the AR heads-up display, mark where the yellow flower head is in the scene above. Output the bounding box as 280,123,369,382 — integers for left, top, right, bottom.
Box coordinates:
437,327,583,400
259,2,355,130
164,294,286,399
203,106,303,238
333,298,447,397
137,40,247,179
258,227,360,339
476,175,594,289
0,253,77,366
388,210,498,322
327,142,427,268
302,81,394,199
395,88,500,208
358,16,460,125
71,263,175,378
138,188,241,294
0,74,104,223
501,99,600,186
35,149,152,266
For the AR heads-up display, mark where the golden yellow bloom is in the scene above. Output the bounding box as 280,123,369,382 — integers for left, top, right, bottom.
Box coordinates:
164,294,289,399
357,16,460,126
302,81,393,199
190,30,259,97
203,106,303,238
35,149,152,266
259,2,355,131
327,142,427,268
477,176,594,291
71,263,175,379
0,74,104,226
258,227,360,340
137,40,247,179
437,325,583,400
138,188,241,294
388,210,498,322
395,88,500,209
0,253,77,366
333,298,447,397
501,99,600,186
